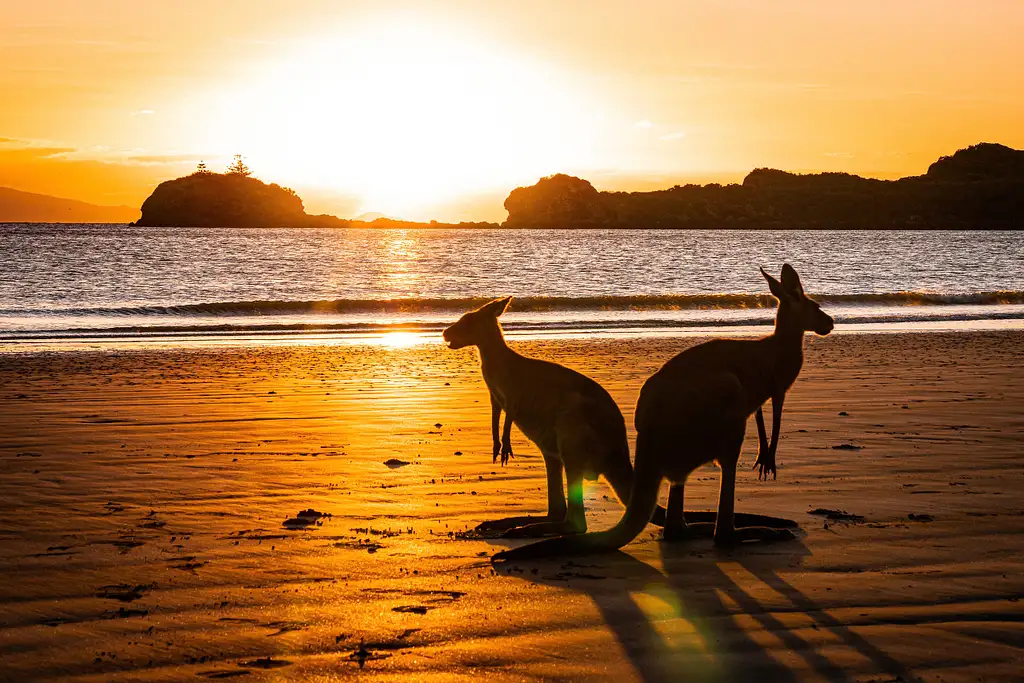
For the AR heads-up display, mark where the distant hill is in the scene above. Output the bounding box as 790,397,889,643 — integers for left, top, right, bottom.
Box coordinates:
504,143,1024,229
355,211,389,222
0,187,139,223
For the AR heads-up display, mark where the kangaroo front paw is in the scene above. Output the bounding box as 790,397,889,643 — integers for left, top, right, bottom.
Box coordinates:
753,450,777,481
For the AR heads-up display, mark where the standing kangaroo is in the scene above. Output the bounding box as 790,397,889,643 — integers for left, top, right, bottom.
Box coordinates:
494,264,833,560
443,296,666,537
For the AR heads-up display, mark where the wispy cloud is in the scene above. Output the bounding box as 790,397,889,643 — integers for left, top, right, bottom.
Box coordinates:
124,153,198,165
10,142,199,166
633,119,653,128
130,109,155,116
0,136,75,157
658,131,686,141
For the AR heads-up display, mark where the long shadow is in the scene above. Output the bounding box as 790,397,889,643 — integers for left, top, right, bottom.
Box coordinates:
747,568,920,683
495,529,811,683
495,523,925,683
658,538,845,682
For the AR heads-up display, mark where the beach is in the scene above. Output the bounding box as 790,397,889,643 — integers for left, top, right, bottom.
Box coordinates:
1,330,1023,682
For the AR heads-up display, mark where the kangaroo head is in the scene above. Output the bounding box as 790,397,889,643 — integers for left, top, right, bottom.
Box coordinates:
442,296,512,350
761,264,834,336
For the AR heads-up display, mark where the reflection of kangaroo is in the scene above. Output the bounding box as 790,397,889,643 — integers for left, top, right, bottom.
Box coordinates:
443,297,665,537
495,265,833,559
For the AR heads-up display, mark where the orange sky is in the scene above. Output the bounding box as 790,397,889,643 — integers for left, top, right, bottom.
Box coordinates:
1,0,1022,221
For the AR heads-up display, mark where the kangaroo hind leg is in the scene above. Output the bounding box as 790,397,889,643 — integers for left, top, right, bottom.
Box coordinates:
475,454,566,534
503,465,586,538
503,429,595,539
714,444,795,546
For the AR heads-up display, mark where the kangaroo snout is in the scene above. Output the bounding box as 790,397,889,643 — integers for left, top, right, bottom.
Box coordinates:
441,325,461,349
816,313,835,336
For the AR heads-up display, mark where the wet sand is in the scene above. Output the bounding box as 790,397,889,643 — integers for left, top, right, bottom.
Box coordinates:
0,331,1022,682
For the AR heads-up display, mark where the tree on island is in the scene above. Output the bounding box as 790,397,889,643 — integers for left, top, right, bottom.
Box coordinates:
194,160,211,175
226,154,251,177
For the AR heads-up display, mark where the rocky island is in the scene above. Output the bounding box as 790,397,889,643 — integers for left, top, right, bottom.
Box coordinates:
134,143,1023,229
504,143,1024,229
134,168,343,228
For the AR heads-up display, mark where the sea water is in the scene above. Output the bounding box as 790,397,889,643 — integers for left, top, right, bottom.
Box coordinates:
1,224,1022,345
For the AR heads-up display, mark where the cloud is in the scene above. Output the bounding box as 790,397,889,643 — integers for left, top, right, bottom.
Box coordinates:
0,136,77,157
633,119,653,128
0,144,77,159
130,109,155,116
0,138,193,166
658,131,686,141
123,153,199,165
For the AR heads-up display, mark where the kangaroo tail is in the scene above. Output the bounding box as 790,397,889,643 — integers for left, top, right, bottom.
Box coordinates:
493,437,662,561
604,444,668,528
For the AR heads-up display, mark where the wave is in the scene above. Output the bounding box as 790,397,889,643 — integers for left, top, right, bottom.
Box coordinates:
4,291,1024,318
4,308,1024,340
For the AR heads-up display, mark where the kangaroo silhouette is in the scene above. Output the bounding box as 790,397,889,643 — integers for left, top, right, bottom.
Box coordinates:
494,264,833,560
443,296,666,537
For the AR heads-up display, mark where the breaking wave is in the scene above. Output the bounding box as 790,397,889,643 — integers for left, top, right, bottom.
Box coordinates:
5,291,1024,318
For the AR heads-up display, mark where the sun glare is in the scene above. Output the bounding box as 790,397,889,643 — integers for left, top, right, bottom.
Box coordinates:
379,331,426,348
197,17,604,218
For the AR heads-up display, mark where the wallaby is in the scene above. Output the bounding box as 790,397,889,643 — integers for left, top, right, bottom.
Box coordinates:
443,296,666,537
493,264,833,560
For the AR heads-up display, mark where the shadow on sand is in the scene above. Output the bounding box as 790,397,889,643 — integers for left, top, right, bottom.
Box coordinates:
493,524,917,683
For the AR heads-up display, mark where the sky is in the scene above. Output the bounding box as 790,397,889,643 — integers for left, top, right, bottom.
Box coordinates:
1,0,1022,221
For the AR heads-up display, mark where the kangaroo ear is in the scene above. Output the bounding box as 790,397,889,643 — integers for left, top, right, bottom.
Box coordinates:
482,296,513,317
760,267,785,299
780,263,804,296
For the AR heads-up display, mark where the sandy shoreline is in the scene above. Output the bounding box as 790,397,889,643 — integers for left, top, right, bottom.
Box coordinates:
1,330,1022,682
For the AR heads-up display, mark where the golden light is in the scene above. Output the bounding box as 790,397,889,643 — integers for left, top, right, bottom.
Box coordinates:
378,331,426,348
196,16,606,219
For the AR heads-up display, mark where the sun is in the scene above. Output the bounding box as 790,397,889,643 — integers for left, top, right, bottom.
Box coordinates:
197,17,605,219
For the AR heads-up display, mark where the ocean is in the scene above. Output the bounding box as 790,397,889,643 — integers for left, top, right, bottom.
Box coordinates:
2,223,1023,346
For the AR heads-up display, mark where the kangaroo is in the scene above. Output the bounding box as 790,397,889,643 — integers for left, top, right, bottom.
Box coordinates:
442,296,666,537
493,264,833,560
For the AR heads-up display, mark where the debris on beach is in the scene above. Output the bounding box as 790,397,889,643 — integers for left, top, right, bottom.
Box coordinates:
282,509,331,529
96,583,152,603
832,443,863,450
347,640,390,669
238,656,291,669
392,605,430,614
908,513,935,522
808,508,865,522
383,458,411,469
